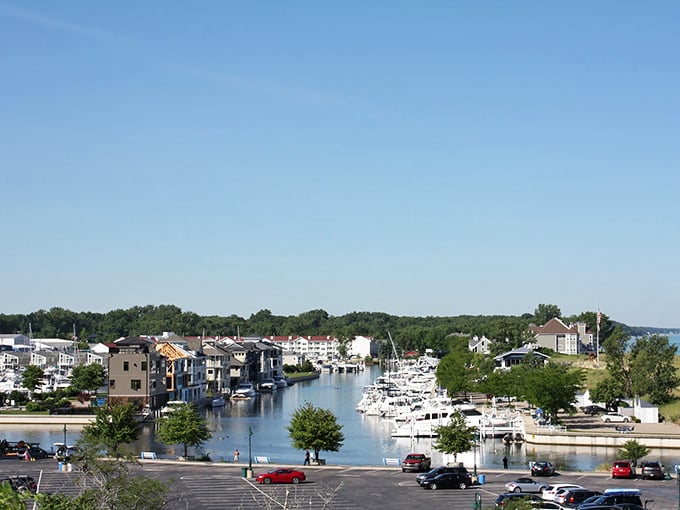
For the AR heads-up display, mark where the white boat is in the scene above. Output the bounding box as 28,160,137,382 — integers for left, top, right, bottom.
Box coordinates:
232,383,257,398
259,379,276,392
273,375,288,388
160,400,187,415
211,395,227,407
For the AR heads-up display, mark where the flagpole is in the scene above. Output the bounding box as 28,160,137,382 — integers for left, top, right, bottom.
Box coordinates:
596,307,601,366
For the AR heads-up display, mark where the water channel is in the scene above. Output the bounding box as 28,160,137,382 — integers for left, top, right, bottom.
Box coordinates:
1,365,676,471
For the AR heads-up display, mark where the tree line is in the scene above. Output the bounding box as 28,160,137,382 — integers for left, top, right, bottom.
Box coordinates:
0,303,622,357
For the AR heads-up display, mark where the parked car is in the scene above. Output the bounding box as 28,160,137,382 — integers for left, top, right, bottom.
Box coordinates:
419,471,472,490
557,488,602,507
530,461,556,476
582,405,608,415
577,488,642,508
601,412,630,423
255,468,306,484
504,477,549,493
611,460,635,479
541,483,583,501
0,476,37,493
495,493,543,508
401,453,431,472
23,446,50,459
639,460,664,480
416,465,469,485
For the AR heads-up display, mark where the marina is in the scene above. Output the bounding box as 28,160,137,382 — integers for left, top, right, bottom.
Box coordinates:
1,363,679,471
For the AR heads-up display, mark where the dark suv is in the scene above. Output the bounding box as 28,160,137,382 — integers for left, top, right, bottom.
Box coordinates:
577,489,642,508
559,488,602,508
416,465,470,485
530,461,556,476
640,460,664,480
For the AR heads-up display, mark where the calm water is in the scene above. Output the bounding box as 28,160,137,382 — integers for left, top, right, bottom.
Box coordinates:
1,364,678,471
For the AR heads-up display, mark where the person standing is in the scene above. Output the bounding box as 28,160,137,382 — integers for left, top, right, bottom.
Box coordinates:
303,449,310,465
502,455,508,469
233,449,240,463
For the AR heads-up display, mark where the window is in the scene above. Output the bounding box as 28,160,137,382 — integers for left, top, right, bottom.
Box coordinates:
141,361,147,371
109,380,115,389
123,361,129,371
131,379,141,391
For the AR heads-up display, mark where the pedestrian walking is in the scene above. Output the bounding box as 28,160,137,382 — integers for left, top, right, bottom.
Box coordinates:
303,449,310,465
502,455,508,469
233,449,240,462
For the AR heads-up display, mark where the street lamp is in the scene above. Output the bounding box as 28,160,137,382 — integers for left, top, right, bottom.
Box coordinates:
473,431,479,477
675,464,680,510
248,426,253,472
63,424,67,446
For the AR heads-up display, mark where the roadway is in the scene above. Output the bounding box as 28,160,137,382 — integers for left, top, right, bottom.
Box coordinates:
1,458,677,509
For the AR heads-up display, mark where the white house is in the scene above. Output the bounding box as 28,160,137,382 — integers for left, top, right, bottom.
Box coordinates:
347,336,379,359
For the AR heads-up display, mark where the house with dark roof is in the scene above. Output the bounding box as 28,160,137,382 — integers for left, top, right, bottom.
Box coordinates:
494,347,550,371
531,318,593,354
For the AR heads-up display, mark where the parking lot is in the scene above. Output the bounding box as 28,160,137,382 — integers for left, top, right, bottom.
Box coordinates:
1,458,677,509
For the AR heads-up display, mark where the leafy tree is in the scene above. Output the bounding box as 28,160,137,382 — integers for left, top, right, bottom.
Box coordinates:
518,362,585,422
533,304,561,325
629,334,679,404
286,402,345,462
590,376,626,411
34,455,168,510
617,439,650,467
70,363,106,394
436,339,477,397
80,402,141,457
432,409,477,462
601,326,631,394
21,364,44,396
156,403,212,459
0,481,25,510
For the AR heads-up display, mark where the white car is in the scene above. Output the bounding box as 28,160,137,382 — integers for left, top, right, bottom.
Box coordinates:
601,412,630,423
541,483,583,501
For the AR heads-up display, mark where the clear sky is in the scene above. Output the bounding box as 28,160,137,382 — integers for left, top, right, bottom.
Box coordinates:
2,2,679,328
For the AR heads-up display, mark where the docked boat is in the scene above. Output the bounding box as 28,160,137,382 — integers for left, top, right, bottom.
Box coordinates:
211,395,227,407
232,383,257,398
259,379,276,392
160,400,188,416
273,375,288,388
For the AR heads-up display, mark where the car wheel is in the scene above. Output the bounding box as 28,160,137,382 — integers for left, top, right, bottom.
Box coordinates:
513,487,522,493
402,468,406,473
623,418,629,422
431,483,438,490
263,478,272,484
458,482,467,490
292,477,300,484
605,418,611,422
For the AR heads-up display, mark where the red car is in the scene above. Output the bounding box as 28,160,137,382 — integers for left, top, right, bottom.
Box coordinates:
611,460,635,479
255,468,306,484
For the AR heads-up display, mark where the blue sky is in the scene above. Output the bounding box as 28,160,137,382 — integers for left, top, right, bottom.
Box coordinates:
2,2,679,328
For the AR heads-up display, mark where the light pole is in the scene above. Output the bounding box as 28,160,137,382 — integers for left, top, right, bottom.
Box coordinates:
63,424,67,446
248,426,253,475
675,464,680,510
473,431,479,477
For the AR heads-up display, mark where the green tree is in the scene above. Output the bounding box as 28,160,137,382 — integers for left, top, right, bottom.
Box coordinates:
590,376,626,411
70,363,106,394
436,340,477,398
80,402,142,457
519,362,585,423
617,439,650,467
601,326,631,395
21,364,44,397
533,304,561,325
432,409,477,462
156,403,212,459
286,402,345,462
34,456,168,510
629,334,679,404
0,481,25,510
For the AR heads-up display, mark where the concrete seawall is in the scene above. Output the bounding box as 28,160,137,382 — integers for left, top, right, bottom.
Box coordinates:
0,415,95,425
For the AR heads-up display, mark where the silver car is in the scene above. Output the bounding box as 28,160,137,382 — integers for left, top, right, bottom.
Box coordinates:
504,477,549,493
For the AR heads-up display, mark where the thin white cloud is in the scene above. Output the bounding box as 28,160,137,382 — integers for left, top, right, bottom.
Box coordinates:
0,3,127,43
